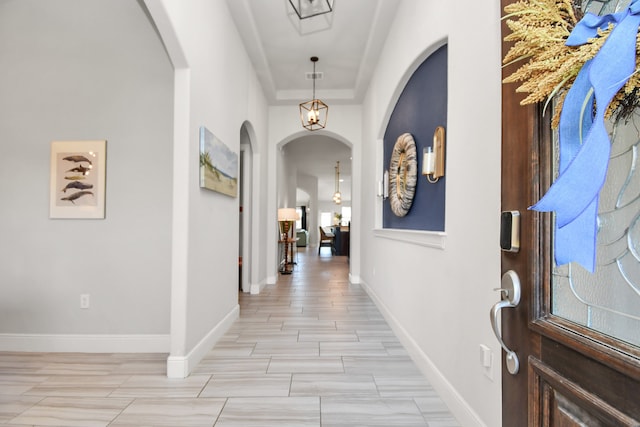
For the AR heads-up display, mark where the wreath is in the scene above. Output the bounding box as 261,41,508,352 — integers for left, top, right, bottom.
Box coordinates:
502,0,640,128
503,0,640,273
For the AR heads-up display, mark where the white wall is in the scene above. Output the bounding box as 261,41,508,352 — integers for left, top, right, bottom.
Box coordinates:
282,148,297,208
296,174,318,244
359,1,503,426
0,0,173,352
146,0,269,376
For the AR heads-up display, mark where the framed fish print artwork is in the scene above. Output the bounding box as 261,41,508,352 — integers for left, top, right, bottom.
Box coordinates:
49,140,107,219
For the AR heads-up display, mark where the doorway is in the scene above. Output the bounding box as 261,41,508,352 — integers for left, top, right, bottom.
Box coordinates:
279,135,351,260
239,124,254,294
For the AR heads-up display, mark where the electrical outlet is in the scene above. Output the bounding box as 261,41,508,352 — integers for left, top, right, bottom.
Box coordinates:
80,294,90,309
480,344,494,381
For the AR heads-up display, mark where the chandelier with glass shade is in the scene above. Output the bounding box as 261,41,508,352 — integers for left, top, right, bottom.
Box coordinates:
299,56,328,131
332,161,341,205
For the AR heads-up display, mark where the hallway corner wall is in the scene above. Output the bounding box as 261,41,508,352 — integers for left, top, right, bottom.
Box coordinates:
148,0,270,374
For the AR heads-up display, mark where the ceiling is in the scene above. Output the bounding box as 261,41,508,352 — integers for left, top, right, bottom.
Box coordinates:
227,0,400,203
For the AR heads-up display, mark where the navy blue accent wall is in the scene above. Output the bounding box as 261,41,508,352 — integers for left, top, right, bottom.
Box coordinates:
383,44,447,231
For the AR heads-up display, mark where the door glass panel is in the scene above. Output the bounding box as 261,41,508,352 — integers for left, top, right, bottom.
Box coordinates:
551,0,640,348
581,0,629,14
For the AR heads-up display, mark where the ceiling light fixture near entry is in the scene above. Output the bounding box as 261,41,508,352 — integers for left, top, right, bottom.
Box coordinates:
288,0,334,20
333,161,342,204
299,56,328,131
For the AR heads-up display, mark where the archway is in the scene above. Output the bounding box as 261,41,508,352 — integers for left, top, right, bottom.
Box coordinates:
277,133,352,264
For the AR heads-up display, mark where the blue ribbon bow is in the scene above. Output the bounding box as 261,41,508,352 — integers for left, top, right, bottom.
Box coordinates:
530,0,640,273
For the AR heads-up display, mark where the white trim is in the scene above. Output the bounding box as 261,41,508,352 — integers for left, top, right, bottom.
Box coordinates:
168,68,191,357
0,334,170,353
166,355,189,379
360,279,486,427
348,273,362,284
166,304,239,378
266,274,277,285
373,228,446,249
249,277,269,294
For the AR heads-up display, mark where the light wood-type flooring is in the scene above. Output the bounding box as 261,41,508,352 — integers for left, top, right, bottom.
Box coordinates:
0,246,459,426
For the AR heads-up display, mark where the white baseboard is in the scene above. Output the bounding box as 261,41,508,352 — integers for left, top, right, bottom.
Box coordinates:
360,280,486,427
348,273,361,284
266,274,277,285
0,333,170,353
166,304,239,378
243,277,269,294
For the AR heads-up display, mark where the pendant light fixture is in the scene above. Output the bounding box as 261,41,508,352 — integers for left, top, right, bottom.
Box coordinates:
288,0,334,20
332,161,341,205
299,56,328,131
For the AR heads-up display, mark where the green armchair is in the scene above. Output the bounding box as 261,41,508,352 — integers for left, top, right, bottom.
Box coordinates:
296,229,308,247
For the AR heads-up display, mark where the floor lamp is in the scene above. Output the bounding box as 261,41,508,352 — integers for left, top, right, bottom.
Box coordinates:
278,208,298,274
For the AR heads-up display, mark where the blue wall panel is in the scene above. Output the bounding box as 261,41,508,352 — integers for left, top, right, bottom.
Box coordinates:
383,44,447,231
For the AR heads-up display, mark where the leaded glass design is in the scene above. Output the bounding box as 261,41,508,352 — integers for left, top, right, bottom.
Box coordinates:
551,0,640,348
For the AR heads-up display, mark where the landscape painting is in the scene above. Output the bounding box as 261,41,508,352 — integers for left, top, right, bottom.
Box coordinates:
199,126,238,197
49,140,106,219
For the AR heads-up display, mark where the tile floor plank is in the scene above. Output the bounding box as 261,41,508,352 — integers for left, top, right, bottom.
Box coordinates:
109,397,226,426
199,373,292,397
215,396,320,426
8,396,131,427
321,397,428,426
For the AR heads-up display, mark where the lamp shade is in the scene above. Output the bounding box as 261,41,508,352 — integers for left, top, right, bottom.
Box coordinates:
277,208,298,222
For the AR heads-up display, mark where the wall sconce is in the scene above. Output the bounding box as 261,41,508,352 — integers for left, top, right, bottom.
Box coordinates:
377,170,389,199
423,126,445,183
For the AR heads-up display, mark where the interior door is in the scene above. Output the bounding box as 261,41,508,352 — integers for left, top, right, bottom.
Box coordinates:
500,0,640,425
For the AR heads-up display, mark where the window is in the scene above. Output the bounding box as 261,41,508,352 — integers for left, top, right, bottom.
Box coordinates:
341,206,351,226
296,207,303,230
320,212,332,227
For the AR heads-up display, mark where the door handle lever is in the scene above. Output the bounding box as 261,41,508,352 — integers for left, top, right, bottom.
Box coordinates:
493,287,510,298
490,270,521,375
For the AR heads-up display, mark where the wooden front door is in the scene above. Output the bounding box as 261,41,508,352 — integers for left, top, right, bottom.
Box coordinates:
500,0,640,425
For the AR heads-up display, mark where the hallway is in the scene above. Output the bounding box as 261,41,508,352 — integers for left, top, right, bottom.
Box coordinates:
0,248,459,426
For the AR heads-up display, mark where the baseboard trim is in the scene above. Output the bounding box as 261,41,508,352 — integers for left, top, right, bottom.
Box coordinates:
266,274,277,285
167,304,239,378
360,280,486,427
0,333,170,353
